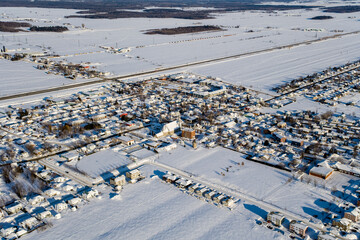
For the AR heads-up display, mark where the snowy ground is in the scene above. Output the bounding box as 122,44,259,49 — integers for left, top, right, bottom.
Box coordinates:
0,59,83,97
22,167,285,240
1,1,360,96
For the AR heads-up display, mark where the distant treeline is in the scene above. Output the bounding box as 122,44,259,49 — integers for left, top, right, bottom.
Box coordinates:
0,21,31,32
68,8,213,20
29,26,69,32
145,25,224,35
323,6,360,13
0,0,317,20
311,15,333,20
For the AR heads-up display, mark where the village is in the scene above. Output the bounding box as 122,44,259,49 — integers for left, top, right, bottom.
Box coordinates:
0,61,359,239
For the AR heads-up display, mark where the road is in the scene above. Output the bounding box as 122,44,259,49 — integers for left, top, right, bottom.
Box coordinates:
38,158,93,186
1,30,359,102
151,161,346,240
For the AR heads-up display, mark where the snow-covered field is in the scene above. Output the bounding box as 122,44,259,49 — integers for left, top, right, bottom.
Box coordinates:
1,1,360,96
22,168,285,240
0,59,83,97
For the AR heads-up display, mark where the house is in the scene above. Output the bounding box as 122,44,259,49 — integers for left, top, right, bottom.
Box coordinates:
213,193,226,204
62,185,74,192
182,128,195,139
20,216,39,230
175,178,192,189
267,211,285,226
44,188,61,197
110,175,126,186
195,187,208,197
264,127,277,135
54,202,68,212
0,227,16,238
290,140,304,147
67,197,82,207
144,141,161,151
118,136,135,146
344,207,360,222
204,190,217,200
309,166,334,180
4,201,23,214
332,218,352,231
221,197,235,207
273,133,286,143
28,195,45,206
126,169,140,180
90,113,106,121
16,228,28,238
82,189,98,200
290,220,308,237
37,210,52,220
188,183,200,193
60,151,79,161
162,173,178,183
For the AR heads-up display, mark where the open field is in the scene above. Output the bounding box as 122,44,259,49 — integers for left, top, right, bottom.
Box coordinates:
0,4,360,97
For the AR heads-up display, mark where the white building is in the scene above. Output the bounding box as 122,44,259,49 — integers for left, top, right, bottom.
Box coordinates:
267,211,284,226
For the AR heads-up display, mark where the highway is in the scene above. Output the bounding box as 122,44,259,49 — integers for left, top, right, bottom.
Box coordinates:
0,30,359,102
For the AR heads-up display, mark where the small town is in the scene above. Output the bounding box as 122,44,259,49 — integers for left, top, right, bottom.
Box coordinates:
0,58,359,239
